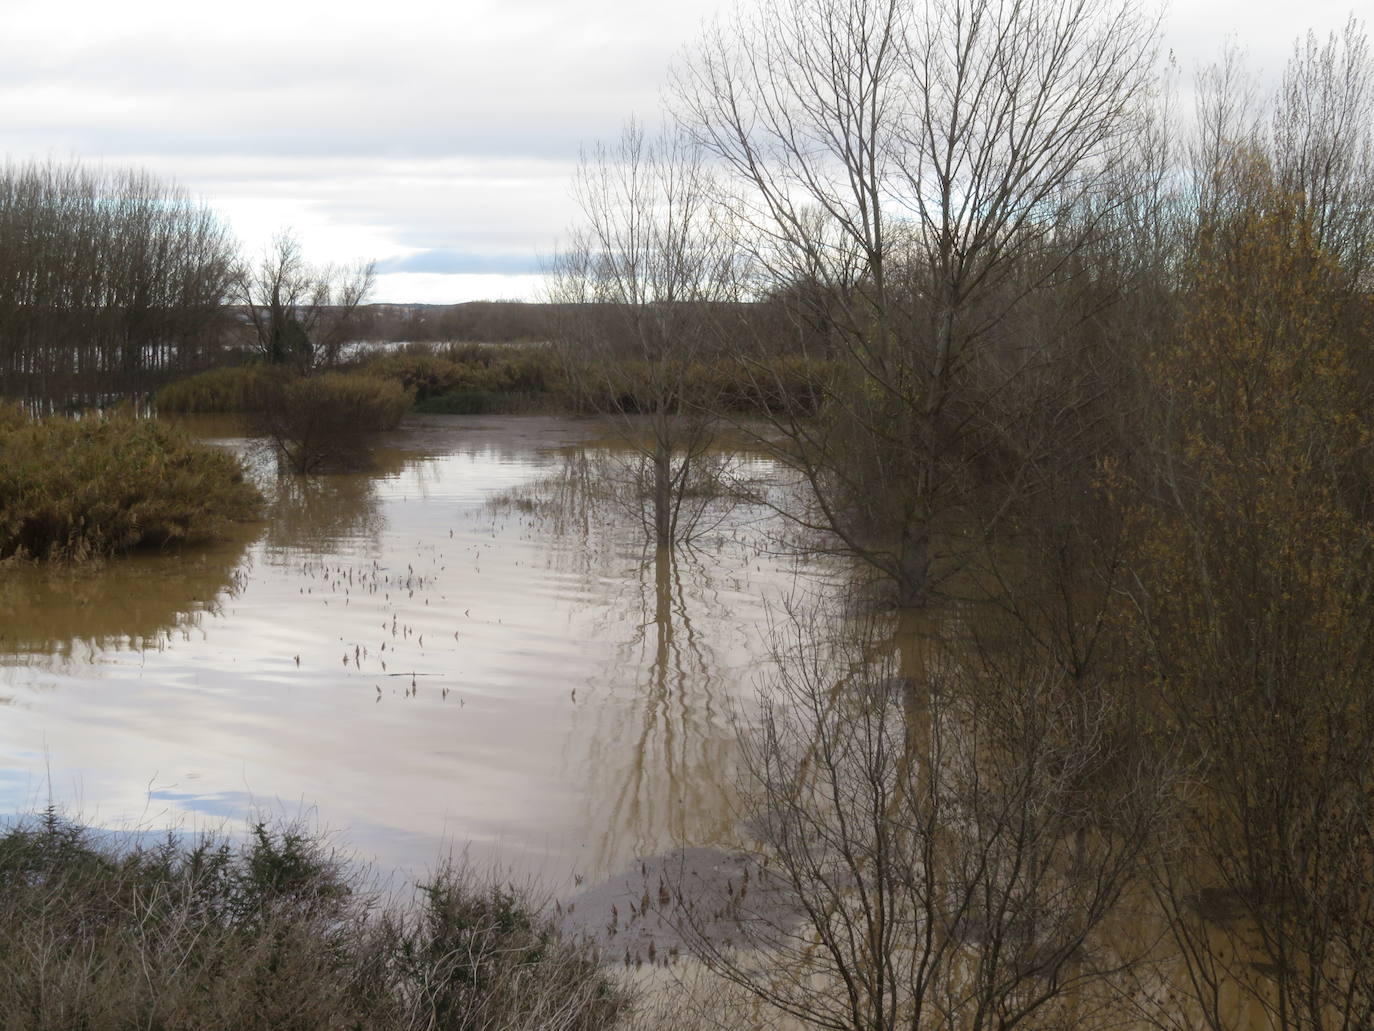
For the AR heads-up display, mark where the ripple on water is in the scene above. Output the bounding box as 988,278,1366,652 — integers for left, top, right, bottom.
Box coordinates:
0,415,820,884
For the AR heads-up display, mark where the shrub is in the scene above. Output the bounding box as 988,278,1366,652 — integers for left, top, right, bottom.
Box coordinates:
154,366,271,413
362,347,559,405
361,353,467,400
414,389,546,415
0,401,26,433
0,812,629,1031
0,409,262,560
558,355,835,417
371,862,626,1030
253,372,413,474
694,355,833,416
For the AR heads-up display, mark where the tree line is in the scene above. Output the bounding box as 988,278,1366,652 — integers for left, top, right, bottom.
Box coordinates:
0,162,233,401
0,163,374,404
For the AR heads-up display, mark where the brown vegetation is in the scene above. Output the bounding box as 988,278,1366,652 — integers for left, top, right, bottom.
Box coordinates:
0,812,627,1031
0,406,261,561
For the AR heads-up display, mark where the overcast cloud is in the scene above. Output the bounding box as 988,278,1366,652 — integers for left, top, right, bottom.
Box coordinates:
0,0,1364,302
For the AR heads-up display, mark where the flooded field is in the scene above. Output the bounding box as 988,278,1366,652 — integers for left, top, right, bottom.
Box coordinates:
0,415,819,886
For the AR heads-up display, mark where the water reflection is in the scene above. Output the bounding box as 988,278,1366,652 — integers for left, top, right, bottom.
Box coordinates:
0,416,808,885
0,532,253,666
261,474,385,556
488,443,795,879
576,546,737,876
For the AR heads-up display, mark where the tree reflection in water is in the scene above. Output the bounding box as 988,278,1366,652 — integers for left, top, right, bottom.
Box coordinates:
491,445,793,880
260,472,386,559
579,544,737,876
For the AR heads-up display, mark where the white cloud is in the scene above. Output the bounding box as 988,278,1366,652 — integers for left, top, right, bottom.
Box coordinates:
0,0,1366,301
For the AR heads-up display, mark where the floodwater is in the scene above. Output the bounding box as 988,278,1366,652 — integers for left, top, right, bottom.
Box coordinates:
0,415,817,885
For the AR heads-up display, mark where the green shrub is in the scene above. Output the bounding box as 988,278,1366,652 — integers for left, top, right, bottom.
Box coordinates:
0,812,629,1031
154,366,271,413
253,372,414,474
0,409,262,561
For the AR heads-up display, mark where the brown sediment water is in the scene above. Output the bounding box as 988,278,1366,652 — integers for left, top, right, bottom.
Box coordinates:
0,413,1294,1029
0,414,815,885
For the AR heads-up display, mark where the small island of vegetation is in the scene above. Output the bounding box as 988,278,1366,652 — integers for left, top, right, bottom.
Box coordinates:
0,404,261,562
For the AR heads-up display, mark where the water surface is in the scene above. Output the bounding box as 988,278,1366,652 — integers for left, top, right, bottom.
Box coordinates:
0,415,812,884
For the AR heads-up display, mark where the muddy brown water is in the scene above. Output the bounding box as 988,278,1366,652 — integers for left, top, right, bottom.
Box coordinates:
0,414,819,886
0,413,1293,1029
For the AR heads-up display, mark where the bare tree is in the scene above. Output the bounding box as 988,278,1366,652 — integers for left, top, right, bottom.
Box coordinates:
550,120,738,548
672,0,1159,605
1273,17,1374,287
234,231,375,371
679,606,1169,1031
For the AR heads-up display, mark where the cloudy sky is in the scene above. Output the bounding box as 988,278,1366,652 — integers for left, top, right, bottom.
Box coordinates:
0,0,1363,303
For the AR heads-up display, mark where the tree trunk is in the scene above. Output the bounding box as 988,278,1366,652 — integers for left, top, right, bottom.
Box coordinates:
893,525,930,608
653,436,673,547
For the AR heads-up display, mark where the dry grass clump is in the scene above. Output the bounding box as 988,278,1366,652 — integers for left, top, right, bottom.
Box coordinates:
252,372,414,474
0,811,630,1031
0,408,262,560
153,366,272,413
370,861,628,1031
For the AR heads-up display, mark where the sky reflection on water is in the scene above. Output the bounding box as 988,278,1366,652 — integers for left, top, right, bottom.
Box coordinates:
0,415,815,885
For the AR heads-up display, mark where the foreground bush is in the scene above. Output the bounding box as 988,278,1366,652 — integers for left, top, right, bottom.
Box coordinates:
154,365,272,413
0,812,628,1031
0,407,262,560
253,372,414,473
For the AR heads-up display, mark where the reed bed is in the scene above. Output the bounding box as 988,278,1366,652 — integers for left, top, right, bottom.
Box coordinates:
0,405,261,560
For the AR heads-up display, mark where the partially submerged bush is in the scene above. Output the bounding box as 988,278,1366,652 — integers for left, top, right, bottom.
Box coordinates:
0,409,262,560
559,355,835,417
0,812,628,1031
414,388,544,415
154,365,271,413
362,347,558,406
253,372,413,474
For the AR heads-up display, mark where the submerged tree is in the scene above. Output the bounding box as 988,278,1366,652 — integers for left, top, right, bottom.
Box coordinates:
550,120,738,548
680,606,1169,1031
672,0,1159,605
1129,152,1374,1031
234,231,375,371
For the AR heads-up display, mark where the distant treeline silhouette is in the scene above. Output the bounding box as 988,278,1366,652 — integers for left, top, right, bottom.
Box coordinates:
0,161,236,404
